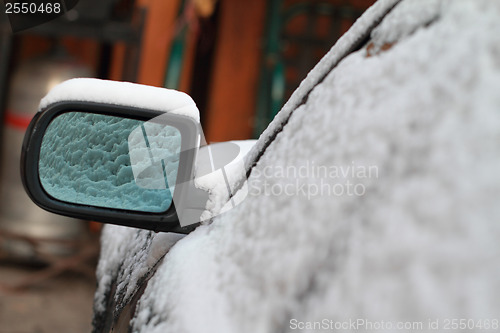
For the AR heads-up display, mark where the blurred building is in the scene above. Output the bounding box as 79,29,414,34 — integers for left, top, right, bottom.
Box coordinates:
1,0,375,142
134,0,376,141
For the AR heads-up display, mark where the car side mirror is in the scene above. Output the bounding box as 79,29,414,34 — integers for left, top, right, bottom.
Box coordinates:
21,79,212,234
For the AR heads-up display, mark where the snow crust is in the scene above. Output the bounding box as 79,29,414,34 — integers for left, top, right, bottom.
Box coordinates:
40,112,179,212
39,78,200,122
96,0,500,331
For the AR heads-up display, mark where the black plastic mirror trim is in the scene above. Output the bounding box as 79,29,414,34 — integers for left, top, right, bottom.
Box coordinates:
21,101,201,234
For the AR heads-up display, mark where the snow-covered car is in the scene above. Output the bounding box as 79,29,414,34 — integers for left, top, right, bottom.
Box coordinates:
21,0,500,332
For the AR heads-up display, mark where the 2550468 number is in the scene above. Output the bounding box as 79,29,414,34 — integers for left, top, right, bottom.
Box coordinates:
443,319,499,330
5,2,61,14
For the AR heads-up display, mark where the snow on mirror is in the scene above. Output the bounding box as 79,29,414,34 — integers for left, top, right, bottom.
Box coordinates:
39,112,181,213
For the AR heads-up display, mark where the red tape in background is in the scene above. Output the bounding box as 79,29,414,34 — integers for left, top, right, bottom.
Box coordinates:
4,110,32,131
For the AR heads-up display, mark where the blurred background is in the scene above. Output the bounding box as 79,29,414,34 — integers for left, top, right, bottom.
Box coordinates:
0,0,374,331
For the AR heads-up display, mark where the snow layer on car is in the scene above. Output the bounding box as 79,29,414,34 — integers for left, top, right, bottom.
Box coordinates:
126,0,500,332
93,226,184,316
92,0,401,322
39,78,200,122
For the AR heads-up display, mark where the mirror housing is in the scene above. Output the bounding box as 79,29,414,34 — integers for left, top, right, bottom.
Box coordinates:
21,79,209,234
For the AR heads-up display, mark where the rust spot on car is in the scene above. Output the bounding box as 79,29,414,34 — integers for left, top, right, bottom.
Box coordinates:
366,42,395,57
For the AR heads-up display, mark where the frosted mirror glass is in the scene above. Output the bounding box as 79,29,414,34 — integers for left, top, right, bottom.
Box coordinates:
39,112,181,213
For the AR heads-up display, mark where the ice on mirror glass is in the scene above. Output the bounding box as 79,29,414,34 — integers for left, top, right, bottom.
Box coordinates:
39,112,181,213
128,121,181,191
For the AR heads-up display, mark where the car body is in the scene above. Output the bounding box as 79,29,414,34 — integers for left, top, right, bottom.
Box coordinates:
22,0,500,332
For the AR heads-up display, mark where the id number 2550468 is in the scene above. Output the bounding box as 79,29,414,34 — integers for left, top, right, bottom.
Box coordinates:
5,2,61,14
